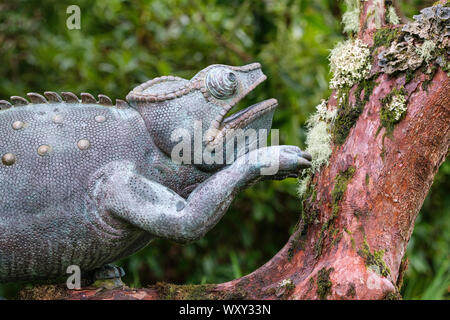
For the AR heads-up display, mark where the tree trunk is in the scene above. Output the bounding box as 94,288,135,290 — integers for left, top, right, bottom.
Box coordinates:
20,1,449,300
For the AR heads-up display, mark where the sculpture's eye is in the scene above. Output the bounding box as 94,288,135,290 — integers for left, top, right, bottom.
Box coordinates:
205,68,238,99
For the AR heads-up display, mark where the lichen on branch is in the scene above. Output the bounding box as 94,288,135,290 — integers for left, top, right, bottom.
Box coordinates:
341,0,361,34
378,4,449,75
297,100,336,197
329,39,372,90
379,87,407,134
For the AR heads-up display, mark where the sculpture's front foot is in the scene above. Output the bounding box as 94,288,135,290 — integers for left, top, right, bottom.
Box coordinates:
248,145,312,181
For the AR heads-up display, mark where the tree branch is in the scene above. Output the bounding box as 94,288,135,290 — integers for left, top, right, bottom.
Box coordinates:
20,2,449,300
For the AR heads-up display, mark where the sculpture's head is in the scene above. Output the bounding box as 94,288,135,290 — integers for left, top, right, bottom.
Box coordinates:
126,63,277,170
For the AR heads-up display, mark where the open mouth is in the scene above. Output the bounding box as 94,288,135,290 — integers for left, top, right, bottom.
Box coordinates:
206,69,278,147
222,98,278,129
205,98,278,150
206,98,278,147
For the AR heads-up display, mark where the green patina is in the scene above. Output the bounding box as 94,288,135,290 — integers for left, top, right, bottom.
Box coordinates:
380,87,407,135
317,267,334,300
357,238,391,277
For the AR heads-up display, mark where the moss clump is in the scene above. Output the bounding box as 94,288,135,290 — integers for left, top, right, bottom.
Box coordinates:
155,282,222,300
380,87,407,134
301,182,318,226
357,239,391,277
332,78,375,145
383,291,402,300
331,166,356,215
330,227,343,247
345,228,356,250
332,90,361,145
317,267,334,300
155,282,248,300
404,68,416,84
18,284,68,300
373,27,401,50
346,283,356,298
356,77,376,107
314,221,329,257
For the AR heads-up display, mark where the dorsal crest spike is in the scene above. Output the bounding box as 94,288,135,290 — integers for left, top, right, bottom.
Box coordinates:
115,99,129,109
98,94,113,106
27,92,47,104
80,93,97,104
11,96,29,106
44,91,63,103
4,91,127,109
61,92,80,103
0,100,12,110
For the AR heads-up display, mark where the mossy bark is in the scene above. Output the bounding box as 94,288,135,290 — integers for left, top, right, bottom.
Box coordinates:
23,0,449,300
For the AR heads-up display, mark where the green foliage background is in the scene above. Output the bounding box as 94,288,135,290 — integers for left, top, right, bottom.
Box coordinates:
0,0,447,299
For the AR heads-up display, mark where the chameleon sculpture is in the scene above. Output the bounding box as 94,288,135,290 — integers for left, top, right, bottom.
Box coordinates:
0,63,311,284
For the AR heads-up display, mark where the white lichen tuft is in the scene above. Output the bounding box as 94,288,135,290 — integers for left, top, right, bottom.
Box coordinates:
416,40,436,63
305,119,333,170
297,100,336,198
366,0,384,29
297,175,311,200
329,39,371,90
278,279,294,288
342,0,360,34
387,6,400,25
386,93,407,121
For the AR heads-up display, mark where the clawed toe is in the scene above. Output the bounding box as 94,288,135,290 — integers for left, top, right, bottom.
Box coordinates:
301,151,312,161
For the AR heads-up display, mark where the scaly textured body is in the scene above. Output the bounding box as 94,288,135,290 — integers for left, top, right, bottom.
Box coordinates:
0,63,311,283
